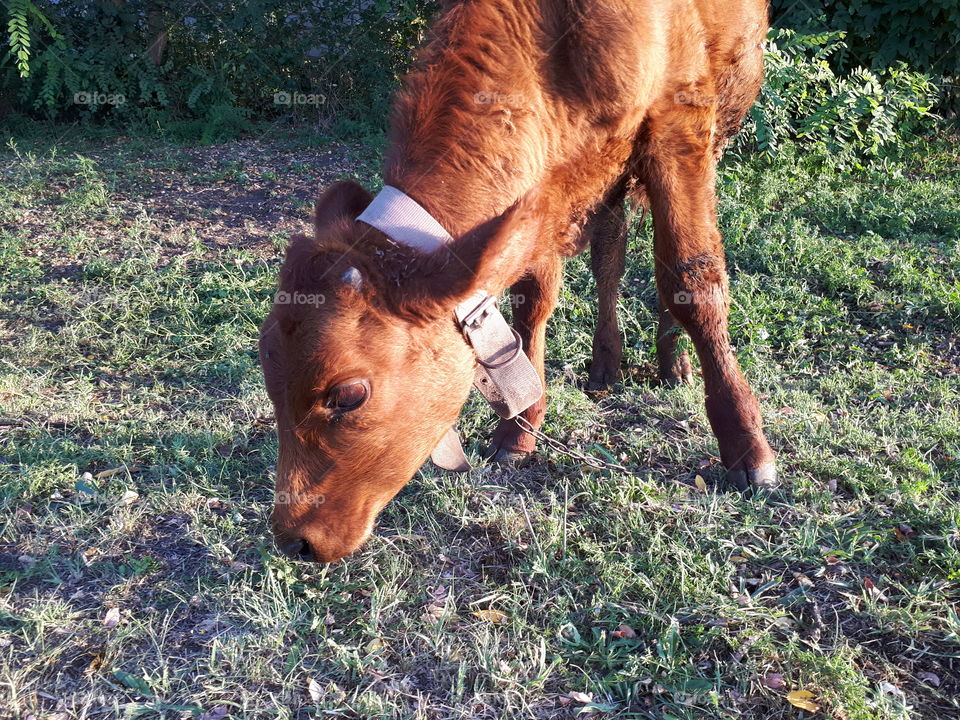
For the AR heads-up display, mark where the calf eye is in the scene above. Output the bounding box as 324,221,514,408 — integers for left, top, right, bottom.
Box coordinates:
326,379,370,411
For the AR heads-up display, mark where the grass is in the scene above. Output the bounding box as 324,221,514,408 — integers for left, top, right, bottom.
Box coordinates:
0,125,958,720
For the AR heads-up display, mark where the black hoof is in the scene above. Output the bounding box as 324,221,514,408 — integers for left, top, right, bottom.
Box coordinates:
486,446,533,466
726,462,778,491
659,372,693,388
586,366,618,391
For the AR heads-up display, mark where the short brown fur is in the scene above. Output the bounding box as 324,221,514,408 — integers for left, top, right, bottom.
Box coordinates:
261,0,776,562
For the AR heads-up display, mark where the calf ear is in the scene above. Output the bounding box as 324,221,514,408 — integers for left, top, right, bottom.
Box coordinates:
405,191,540,314
314,180,373,234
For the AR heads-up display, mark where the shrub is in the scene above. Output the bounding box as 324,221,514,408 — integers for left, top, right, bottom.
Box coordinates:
734,29,939,166
2,0,439,141
770,0,960,78
2,2,943,155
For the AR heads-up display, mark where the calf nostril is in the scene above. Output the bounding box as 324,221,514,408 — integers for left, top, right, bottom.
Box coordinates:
278,537,313,561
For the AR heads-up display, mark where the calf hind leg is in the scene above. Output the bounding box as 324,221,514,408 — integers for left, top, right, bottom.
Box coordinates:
586,187,694,388
586,186,629,390
656,298,693,385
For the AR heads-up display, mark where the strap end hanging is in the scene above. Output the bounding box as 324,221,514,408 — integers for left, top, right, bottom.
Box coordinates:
430,425,472,472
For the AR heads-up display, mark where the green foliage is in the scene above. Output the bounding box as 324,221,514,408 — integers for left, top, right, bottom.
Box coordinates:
771,0,960,78
5,0,32,77
5,0,64,80
735,30,939,167
2,0,438,142
2,2,946,152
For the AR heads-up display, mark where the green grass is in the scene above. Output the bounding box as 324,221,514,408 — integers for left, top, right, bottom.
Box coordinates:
0,128,958,719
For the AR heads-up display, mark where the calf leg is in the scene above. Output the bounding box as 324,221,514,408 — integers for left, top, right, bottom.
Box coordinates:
643,111,776,488
488,255,563,462
586,187,629,390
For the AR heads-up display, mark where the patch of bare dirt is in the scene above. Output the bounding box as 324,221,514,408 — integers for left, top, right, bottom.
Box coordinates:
10,137,366,268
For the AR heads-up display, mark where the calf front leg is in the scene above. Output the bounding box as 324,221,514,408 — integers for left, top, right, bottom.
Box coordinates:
644,114,776,488
487,255,563,462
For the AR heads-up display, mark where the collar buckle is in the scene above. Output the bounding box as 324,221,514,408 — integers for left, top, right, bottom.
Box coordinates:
455,292,543,420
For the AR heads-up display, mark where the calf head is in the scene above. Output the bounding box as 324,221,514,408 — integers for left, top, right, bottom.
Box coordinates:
261,180,534,562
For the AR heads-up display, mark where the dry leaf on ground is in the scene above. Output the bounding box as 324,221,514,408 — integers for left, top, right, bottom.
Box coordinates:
102,607,121,628
786,689,820,712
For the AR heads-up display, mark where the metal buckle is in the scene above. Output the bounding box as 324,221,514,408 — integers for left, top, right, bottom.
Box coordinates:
454,292,543,419
460,294,498,329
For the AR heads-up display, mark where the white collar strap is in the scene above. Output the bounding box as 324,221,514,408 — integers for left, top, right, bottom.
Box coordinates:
356,185,453,253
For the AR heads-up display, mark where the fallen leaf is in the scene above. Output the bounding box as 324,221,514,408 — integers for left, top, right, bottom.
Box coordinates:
566,691,593,704
206,498,229,514
786,689,819,713
198,707,229,720
96,464,140,480
730,555,749,562
917,671,940,687
774,617,798,631
84,651,104,676
763,673,786,690
102,607,121,628
365,637,385,653
863,576,887,601
472,609,507,624
879,681,905,698
119,489,139,506
308,677,323,703
893,524,916,541
793,572,814,588
422,585,449,625
578,701,619,714
694,474,707,493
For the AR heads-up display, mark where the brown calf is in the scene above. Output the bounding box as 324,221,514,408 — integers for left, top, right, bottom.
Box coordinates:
260,0,777,562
